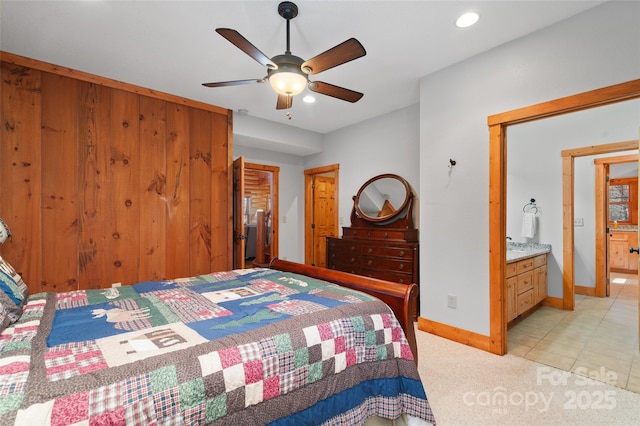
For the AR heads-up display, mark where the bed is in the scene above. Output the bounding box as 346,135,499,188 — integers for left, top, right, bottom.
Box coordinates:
0,256,435,425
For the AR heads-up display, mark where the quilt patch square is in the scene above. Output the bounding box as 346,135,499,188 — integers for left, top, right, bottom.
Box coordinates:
51,391,89,426
199,351,222,377
55,291,88,309
179,378,206,409
121,375,152,406
153,387,181,420
182,402,206,425
89,382,121,417
243,359,263,384
222,363,245,392
244,380,263,407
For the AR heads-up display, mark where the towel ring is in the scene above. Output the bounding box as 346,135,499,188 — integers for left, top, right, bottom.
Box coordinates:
523,198,538,213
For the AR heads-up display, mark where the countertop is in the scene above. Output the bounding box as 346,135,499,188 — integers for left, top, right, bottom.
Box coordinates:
506,242,552,263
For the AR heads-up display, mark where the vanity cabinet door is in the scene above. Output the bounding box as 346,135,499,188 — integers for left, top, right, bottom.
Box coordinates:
533,265,547,304
609,232,629,271
506,276,517,322
609,231,638,273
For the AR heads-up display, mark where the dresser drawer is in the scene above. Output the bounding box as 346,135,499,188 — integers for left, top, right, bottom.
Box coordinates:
330,254,361,268
367,229,412,241
362,256,413,273
341,228,418,242
361,268,413,284
328,243,361,257
361,245,414,259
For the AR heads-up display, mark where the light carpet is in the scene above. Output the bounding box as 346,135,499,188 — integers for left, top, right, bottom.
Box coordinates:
415,330,640,425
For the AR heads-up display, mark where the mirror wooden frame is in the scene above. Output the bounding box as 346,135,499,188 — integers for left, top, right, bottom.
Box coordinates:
354,173,412,224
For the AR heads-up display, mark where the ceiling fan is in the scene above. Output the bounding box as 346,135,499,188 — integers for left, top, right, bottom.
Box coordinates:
202,1,366,110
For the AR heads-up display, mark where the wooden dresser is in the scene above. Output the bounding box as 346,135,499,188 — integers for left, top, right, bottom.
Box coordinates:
326,174,419,315
327,229,418,284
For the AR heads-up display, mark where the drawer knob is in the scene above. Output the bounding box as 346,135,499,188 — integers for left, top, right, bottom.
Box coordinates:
399,264,404,270
384,232,388,238
350,246,356,251
368,260,372,266
368,248,372,253
399,250,404,256
399,279,404,283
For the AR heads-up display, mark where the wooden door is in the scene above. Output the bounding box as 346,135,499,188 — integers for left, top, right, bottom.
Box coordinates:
304,165,339,266
233,157,245,269
312,175,335,268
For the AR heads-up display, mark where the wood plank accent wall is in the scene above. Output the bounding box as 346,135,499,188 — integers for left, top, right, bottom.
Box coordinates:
0,52,233,295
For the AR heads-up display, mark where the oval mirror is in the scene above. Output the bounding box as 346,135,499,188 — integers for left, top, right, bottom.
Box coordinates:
355,174,411,223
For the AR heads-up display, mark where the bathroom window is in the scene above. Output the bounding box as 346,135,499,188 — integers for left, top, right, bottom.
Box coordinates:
609,178,638,225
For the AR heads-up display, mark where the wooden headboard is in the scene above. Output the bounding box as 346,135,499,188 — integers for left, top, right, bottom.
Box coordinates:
0,52,233,295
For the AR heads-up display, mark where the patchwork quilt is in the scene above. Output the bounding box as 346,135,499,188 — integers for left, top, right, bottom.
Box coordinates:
0,268,435,425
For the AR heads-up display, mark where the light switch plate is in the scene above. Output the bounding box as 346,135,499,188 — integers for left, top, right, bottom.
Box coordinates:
574,217,584,227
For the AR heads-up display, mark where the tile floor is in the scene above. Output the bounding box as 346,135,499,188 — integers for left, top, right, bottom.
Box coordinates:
508,272,640,393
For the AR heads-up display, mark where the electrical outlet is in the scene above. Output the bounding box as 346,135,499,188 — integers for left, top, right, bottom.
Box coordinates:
574,217,584,227
282,215,287,223
111,282,121,288
447,294,457,309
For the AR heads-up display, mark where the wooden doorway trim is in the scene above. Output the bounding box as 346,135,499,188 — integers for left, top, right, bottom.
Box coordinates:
245,162,280,261
594,152,639,297
487,79,640,356
563,145,638,302
304,164,339,265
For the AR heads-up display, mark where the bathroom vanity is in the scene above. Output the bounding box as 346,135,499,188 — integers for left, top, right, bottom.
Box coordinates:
506,243,551,323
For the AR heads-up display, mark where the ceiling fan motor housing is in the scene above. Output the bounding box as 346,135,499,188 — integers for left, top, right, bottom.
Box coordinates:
278,2,298,20
268,54,308,95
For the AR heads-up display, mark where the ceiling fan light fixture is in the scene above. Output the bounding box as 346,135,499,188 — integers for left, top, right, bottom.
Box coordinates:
269,66,307,96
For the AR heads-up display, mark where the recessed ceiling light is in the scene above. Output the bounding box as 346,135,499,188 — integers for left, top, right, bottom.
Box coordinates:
456,12,479,28
303,95,316,104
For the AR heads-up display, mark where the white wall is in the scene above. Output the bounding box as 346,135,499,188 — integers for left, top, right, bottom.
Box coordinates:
305,104,420,233
419,1,640,334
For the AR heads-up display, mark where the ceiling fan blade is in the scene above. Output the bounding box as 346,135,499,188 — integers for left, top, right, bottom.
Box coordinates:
308,81,363,103
202,79,265,88
301,38,366,75
216,28,277,69
276,94,293,110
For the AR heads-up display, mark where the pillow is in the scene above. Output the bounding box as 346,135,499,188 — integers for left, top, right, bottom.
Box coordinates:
0,255,29,324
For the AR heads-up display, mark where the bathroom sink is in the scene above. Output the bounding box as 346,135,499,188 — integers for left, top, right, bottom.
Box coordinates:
509,249,528,253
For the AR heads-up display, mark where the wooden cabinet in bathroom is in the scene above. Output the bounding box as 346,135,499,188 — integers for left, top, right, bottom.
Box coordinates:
506,254,547,323
609,231,638,273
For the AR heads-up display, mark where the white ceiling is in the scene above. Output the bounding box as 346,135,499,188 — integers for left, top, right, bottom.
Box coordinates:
0,0,606,135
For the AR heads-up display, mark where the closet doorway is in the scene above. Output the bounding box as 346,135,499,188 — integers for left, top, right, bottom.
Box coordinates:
232,157,279,268
304,164,339,267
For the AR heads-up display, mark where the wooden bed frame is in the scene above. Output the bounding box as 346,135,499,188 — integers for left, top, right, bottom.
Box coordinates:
269,258,419,364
